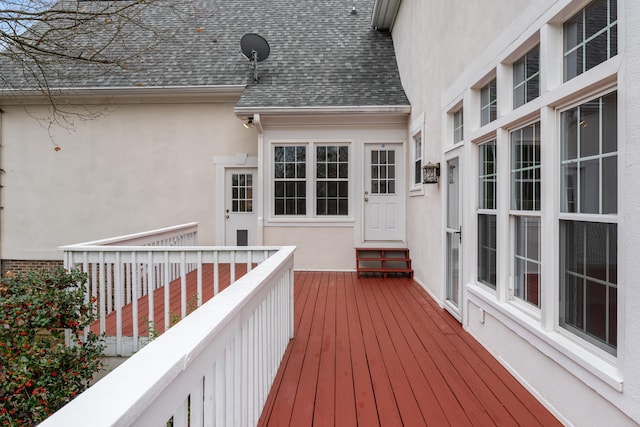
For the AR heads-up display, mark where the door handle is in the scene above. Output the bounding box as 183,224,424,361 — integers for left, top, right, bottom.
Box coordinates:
454,226,462,241
364,198,369,202
225,215,229,219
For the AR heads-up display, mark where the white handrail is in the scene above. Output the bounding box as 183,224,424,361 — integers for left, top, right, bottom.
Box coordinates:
41,246,296,427
62,246,281,356
60,222,199,247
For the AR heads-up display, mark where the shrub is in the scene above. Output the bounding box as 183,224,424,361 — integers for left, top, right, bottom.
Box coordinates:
0,267,104,426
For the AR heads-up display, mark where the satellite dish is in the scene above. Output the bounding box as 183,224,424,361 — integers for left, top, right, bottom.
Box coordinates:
240,33,270,82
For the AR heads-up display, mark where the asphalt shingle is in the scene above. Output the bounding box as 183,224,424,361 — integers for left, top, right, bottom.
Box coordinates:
0,0,408,109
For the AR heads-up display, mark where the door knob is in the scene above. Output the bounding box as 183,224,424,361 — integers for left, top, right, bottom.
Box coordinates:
364,198,369,202
225,215,229,219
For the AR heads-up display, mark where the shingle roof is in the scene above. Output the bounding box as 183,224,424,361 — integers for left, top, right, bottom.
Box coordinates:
0,0,408,110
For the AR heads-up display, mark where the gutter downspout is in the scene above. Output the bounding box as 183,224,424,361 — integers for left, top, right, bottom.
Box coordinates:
253,113,264,246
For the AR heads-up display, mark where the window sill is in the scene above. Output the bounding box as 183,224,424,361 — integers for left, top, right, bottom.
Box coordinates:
265,217,354,227
466,283,623,392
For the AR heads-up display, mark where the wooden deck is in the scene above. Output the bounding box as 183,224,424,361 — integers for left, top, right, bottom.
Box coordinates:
92,263,249,336
259,272,560,426
98,269,560,426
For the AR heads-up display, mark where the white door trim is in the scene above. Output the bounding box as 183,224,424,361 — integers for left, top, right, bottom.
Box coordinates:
213,154,258,245
358,141,406,246
442,146,464,322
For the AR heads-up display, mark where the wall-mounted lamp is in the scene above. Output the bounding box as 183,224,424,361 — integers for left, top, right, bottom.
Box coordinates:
422,162,440,184
243,117,254,128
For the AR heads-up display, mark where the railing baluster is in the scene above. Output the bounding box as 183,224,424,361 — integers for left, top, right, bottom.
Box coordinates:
197,251,203,308
173,397,188,427
225,343,234,427
231,251,236,283
99,252,106,335
45,245,295,426
215,352,225,427
147,251,155,341
164,251,170,333
106,259,113,315
131,251,139,353
181,251,187,319
190,377,204,427
213,251,219,295
115,252,123,355
204,365,215,427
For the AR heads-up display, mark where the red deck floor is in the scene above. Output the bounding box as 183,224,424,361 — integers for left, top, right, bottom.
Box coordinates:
259,271,561,427
99,269,560,426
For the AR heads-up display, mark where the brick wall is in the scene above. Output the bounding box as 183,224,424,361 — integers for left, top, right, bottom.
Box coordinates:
1,260,64,276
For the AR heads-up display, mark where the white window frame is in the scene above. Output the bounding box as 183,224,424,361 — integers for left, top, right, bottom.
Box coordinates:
409,115,425,195
268,140,354,224
557,90,618,356
508,120,542,312
453,108,464,144
480,78,498,126
444,0,623,392
513,45,541,109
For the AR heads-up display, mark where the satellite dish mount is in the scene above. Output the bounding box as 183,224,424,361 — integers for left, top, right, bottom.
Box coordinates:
240,33,271,83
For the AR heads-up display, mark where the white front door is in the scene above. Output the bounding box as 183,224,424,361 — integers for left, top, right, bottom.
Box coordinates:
224,168,258,246
363,143,404,242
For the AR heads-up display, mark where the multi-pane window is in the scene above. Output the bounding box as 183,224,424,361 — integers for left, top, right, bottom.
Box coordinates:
478,141,497,289
316,145,349,216
231,173,253,213
480,79,497,126
479,141,497,210
560,91,617,354
453,108,464,143
413,132,423,185
511,123,541,211
513,46,540,109
274,146,306,216
371,149,396,194
561,92,617,214
564,0,618,82
511,122,541,307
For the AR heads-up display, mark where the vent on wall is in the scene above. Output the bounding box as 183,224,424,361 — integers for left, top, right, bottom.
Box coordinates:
237,230,248,246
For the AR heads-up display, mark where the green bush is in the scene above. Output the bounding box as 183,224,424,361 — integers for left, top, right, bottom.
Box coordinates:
0,268,104,426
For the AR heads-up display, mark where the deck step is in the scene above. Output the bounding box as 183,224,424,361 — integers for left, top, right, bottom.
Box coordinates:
356,248,414,278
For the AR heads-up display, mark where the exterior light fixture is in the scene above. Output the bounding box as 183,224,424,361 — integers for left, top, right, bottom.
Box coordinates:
422,162,440,184
243,117,254,128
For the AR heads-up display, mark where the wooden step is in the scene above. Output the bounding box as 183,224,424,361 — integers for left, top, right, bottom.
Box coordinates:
356,248,414,278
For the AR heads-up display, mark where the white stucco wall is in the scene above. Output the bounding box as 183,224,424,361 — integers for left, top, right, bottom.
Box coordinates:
620,0,640,421
392,0,532,299
264,226,355,271
391,0,640,424
259,115,408,271
0,97,256,260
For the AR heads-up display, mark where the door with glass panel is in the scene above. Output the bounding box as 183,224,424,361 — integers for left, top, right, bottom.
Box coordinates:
363,143,404,241
445,156,462,317
224,168,257,246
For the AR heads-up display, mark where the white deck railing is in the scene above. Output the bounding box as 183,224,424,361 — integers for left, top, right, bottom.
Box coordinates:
42,245,296,427
60,224,281,356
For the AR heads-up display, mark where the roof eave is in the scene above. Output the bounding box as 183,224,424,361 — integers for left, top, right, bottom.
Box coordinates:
371,0,402,30
234,105,411,119
0,85,246,102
